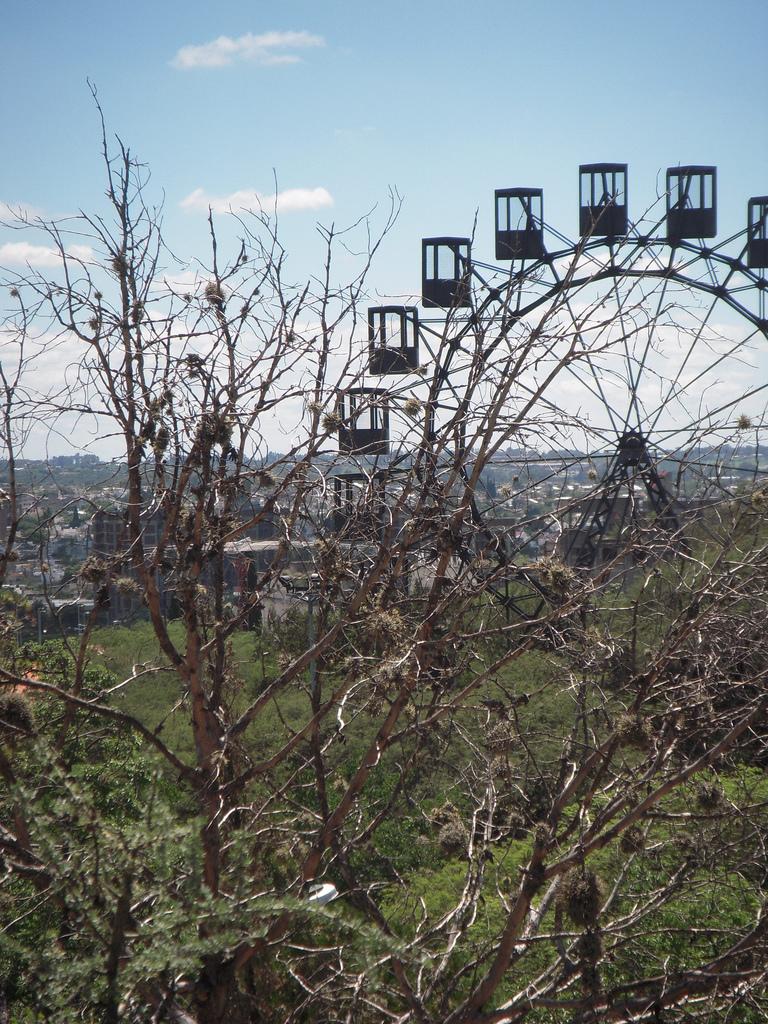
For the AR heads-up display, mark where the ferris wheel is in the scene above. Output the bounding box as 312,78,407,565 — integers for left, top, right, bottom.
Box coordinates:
334,163,768,595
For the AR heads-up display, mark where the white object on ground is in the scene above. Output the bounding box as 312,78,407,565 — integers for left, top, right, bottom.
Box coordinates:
307,882,339,906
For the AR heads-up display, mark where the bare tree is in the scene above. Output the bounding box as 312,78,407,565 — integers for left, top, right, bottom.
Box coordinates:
0,124,766,1024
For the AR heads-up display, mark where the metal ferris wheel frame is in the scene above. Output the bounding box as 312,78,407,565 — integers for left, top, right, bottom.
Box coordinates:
334,164,768,612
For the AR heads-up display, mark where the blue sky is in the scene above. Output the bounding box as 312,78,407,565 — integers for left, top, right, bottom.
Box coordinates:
2,0,768,460
2,0,766,297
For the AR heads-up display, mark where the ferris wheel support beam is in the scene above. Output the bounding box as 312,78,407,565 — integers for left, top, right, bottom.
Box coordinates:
561,431,687,570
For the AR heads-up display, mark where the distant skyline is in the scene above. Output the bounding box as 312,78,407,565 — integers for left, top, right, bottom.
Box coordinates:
1,0,766,457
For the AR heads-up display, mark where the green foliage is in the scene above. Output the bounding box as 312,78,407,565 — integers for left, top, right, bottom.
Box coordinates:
380,764,768,1016
0,692,34,737
0,634,430,1021
0,598,765,1021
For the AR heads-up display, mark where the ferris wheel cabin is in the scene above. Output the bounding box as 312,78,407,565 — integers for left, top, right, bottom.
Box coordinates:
368,306,419,374
666,166,717,242
748,197,768,270
332,473,387,534
494,188,545,260
337,388,390,455
579,164,628,238
421,238,472,308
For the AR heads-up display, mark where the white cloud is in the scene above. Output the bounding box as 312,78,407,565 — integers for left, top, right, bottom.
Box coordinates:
180,186,334,215
0,242,93,268
171,30,324,70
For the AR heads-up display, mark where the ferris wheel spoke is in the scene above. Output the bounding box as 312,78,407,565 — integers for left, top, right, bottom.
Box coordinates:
643,274,760,439
662,456,768,478
543,254,625,437
626,235,753,440
572,237,675,433
599,240,655,434
491,367,620,452
557,360,626,433
620,246,679,435
648,379,768,449
541,217,575,251
643,329,762,437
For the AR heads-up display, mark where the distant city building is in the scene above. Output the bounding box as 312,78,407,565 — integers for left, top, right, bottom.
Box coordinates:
48,453,100,468
90,507,169,622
